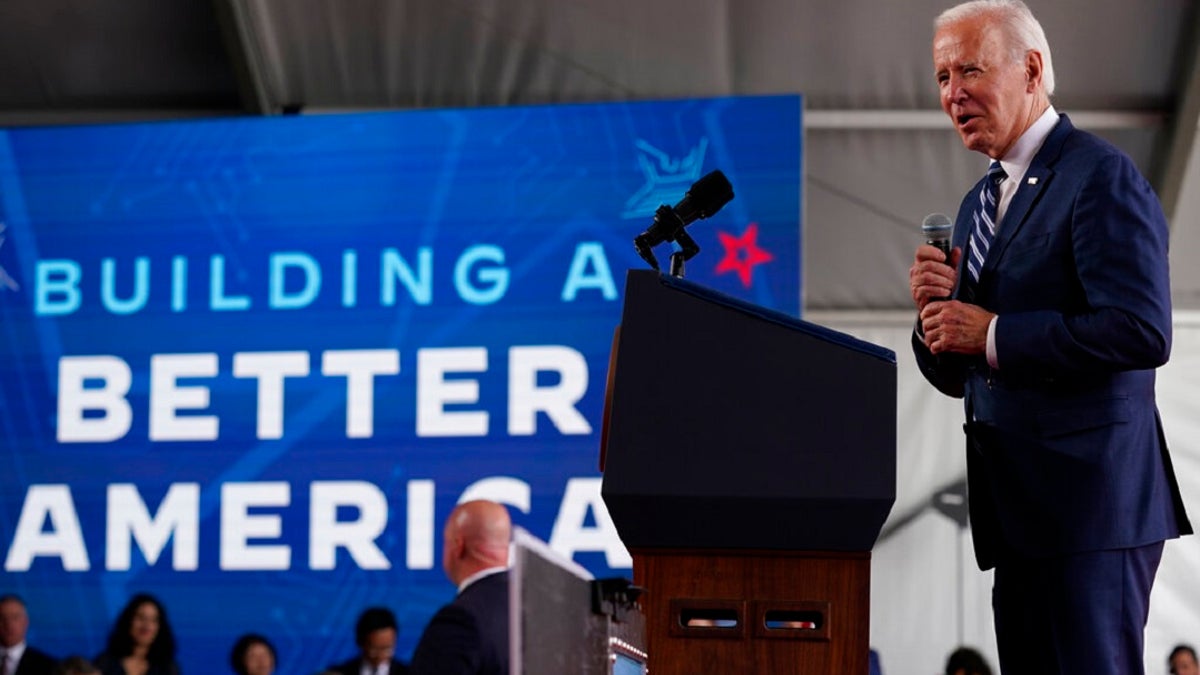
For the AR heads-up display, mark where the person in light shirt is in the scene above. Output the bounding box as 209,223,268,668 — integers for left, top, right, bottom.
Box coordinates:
0,595,57,675
409,500,511,675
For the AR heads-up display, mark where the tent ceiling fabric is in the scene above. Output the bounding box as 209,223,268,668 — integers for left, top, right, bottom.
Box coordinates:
0,0,1197,310
232,0,1191,111
0,0,1186,111
0,0,239,112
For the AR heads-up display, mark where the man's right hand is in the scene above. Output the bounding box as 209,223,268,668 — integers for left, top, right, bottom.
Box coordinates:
909,244,961,312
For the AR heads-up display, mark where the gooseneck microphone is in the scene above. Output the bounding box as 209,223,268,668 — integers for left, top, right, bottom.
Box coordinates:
922,213,953,259
634,170,735,276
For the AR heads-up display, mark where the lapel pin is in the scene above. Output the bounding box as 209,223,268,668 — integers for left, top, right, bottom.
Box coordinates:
1027,176,1039,185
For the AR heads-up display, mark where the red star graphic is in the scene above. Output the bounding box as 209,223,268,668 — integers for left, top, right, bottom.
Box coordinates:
715,222,774,288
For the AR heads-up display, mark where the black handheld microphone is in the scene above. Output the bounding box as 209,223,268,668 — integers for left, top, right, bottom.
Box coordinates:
634,170,735,270
922,213,953,259
921,213,955,303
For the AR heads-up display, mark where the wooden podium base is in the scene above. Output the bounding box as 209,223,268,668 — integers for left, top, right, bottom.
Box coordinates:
632,549,871,675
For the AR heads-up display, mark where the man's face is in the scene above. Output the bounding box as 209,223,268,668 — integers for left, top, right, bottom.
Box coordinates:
361,627,397,668
243,642,275,675
934,15,1036,159
0,599,29,648
1173,651,1200,675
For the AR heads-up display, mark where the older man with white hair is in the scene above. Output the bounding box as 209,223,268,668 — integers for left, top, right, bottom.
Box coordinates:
909,1,1191,673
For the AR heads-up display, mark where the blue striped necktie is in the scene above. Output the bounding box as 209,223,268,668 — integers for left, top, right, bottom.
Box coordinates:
966,161,1007,283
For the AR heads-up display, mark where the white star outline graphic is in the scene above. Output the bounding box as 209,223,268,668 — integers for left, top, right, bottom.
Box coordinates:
0,222,19,292
620,138,709,219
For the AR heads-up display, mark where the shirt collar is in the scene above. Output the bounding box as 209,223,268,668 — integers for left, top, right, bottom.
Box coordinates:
995,105,1058,182
359,662,388,675
3,642,27,663
457,565,506,594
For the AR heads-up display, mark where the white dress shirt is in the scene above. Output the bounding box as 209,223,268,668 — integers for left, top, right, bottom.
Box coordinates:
0,643,27,675
360,660,389,675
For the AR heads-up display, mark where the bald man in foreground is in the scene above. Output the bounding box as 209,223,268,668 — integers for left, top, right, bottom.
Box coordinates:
410,500,511,675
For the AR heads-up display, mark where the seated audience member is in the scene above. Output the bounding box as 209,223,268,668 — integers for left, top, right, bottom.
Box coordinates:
1171,645,1199,675
55,656,100,675
0,594,58,675
944,646,993,675
410,500,512,675
229,634,276,675
93,593,180,675
328,608,408,675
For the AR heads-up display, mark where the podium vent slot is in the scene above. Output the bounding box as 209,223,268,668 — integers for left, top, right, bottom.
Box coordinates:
763,610,822,631
680,608,739,629
668,599,747,639
751,600,831,641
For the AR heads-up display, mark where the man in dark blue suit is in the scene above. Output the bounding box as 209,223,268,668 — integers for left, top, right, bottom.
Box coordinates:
0,595,57,675
909,1,1191,673
410,500,510,675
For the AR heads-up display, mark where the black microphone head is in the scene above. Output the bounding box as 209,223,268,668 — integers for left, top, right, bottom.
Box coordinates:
675,170,734,224
922,213,952,253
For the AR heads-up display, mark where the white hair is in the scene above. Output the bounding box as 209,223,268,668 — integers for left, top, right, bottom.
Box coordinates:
936,0,1056,96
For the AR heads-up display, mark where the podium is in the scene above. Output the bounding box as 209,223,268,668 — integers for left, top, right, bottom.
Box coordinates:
600,271,896,674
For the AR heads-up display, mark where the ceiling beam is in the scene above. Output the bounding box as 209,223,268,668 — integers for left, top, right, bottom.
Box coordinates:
0,110,239,127
1150,1,1200,226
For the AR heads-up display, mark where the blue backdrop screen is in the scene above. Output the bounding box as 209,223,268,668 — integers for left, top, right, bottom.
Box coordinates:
0,95,802,672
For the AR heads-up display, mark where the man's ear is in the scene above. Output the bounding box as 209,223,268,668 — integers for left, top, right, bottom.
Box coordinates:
1025,49,1044,92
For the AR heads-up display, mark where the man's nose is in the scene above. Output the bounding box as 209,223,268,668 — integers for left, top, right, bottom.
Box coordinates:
946,78,968,103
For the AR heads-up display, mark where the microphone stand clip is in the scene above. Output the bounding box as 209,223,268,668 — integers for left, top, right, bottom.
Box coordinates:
633,204,701,279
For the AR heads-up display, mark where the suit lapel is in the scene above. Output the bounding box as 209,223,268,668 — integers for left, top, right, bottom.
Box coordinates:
981,114,1074,279
986,168,1049,271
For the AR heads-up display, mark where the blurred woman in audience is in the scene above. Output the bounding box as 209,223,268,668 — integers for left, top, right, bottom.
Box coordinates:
229,633,276,675
93,593,180,675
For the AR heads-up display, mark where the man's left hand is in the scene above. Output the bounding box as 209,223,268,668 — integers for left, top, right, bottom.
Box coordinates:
920,300,995,355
